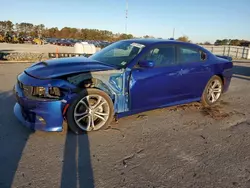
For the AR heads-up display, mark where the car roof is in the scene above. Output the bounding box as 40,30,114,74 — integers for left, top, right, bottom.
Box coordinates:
121,38,212,53
121,38,200,47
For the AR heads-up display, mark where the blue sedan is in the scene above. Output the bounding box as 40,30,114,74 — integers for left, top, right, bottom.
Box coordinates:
13,39,233,134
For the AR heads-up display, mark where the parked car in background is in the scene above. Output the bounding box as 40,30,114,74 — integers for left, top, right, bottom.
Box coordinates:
13,39,233,134
61,39,75,46
100,41,112,48
46,38,57,44
54,39,64,46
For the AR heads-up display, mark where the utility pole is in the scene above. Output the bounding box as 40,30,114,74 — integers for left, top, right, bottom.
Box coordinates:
172,28,175,39
125,0,128,34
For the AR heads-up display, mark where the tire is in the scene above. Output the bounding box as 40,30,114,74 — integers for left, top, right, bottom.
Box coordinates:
66,88,114,134
201,75,223,107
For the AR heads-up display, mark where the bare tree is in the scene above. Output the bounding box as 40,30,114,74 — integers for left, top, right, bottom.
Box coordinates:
177,35,190,42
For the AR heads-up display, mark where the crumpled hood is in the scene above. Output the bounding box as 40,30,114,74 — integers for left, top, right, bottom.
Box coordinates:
25,56,116,79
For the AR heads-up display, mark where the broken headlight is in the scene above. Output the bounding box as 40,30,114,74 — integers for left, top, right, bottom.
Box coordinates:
32,86,61,99
48,87,61,97
32,86,46,97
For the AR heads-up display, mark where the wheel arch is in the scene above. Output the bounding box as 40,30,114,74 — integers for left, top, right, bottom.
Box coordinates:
65,88,115,133
76,77,115,102
63,77,115,118
201,74,224,107
65,70,127,115
215,74,224,85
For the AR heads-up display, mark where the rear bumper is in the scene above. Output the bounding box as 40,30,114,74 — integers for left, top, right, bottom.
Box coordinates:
222,67,233,93
223,76,232,93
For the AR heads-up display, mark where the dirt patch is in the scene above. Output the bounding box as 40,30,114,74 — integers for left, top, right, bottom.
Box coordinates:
220,100,230,105
168,102,202,112
201,105,231,120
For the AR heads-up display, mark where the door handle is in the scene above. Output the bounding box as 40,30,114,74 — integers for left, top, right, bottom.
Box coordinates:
180,69,188,75
179,69,184,75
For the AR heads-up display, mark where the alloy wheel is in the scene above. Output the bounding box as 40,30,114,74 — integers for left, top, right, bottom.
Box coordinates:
73,94,110,131
206,79,222,103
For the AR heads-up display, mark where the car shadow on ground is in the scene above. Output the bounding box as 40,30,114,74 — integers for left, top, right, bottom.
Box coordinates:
60,131,94,188
0,90,33,188
233,65,250,81
0,90,95,188
60,74,95,188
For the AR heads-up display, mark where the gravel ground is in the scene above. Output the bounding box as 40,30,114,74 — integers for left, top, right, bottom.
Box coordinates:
0,43,74,53
0,62,250,188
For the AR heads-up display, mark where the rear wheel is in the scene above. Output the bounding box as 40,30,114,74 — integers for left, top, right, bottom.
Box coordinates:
201,75,223,106
66,88,114,134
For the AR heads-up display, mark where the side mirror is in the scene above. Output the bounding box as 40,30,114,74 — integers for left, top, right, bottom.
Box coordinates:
138,60,155,68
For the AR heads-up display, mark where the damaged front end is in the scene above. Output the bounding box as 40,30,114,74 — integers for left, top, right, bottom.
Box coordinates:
14,68,131,132
14,71,78,131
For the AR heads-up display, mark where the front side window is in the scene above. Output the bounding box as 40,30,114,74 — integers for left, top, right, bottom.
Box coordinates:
178,46,207,63
143,45,176,67
89,41,146,68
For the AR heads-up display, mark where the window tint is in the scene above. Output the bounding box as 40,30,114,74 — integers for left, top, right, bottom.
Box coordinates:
178,46,206,63
144,45,176,67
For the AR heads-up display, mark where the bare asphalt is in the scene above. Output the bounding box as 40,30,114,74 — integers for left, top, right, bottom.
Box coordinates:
0,62,250,188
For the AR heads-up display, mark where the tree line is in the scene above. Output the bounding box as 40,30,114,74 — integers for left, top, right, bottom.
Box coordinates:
1,20,249,45
0,20,202,43
0,20,136,41
175,35,249,46
213,39,250,46
197,39,250,46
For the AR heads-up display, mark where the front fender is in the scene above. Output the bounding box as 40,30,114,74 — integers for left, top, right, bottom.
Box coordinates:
65,70,130,114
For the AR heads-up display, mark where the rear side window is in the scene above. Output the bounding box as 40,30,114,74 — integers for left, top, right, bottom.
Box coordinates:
178,46,207,64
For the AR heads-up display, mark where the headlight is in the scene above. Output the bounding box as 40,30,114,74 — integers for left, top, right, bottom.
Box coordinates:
33,87,46,97
32,86,61,99
48,87,61,97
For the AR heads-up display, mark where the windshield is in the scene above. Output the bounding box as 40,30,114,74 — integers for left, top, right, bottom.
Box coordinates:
89,40,145,68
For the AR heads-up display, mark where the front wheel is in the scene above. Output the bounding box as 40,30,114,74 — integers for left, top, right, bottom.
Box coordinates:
66,88,114,134
201,75,223,107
